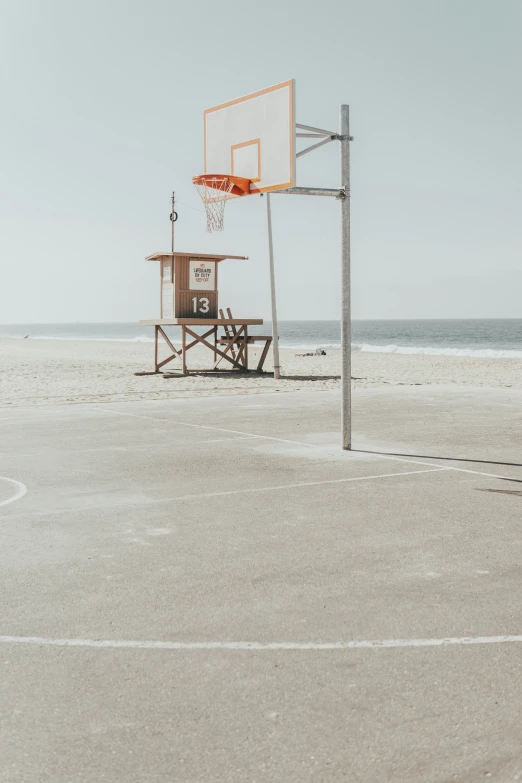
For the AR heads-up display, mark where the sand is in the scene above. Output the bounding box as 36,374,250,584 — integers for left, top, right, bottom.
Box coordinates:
0,336,520,408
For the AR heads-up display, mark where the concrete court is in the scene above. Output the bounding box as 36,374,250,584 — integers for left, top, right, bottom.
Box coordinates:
1,385,522,782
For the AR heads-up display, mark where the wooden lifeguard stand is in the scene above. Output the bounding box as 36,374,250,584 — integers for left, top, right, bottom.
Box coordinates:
139,251,272,375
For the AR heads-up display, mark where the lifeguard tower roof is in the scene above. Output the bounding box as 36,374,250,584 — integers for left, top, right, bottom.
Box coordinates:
146,252,248,261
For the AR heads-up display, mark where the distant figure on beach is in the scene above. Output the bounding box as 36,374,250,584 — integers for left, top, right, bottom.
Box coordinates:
296,348,326,357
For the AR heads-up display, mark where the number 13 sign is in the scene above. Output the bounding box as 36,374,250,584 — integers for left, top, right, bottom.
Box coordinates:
192,296,209,314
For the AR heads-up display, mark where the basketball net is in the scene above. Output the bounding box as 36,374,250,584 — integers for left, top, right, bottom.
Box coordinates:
193,175,252,233
193,177,235,233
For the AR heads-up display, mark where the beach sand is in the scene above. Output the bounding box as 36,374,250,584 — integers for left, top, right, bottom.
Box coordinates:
1,336,520,408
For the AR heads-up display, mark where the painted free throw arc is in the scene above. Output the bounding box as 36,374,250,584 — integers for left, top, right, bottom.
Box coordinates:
0,476,27,508
0,634,522,651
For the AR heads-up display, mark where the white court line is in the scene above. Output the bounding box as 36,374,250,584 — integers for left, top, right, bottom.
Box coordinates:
366,452,522,484
0,476,27,507
1,634,521,650
198,436,259,444
92,406,522,484
92,406,319,449
143,467,447,503
0,468,445,520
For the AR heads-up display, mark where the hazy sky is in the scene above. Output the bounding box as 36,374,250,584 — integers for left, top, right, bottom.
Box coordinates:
1,0,521,323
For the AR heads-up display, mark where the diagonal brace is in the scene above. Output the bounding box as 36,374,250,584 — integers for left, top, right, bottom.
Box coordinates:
184,327,246,371
296,136,335,158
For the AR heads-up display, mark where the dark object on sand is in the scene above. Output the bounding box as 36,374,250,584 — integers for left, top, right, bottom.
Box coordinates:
23,335,29,339
295,348,327,357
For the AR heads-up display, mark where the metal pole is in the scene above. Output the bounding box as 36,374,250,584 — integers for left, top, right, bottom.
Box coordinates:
266,193,281,380
171,192,175,253
340,105,351,450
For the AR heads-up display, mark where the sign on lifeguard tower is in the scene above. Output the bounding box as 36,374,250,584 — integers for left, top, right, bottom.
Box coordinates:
189,259,215,291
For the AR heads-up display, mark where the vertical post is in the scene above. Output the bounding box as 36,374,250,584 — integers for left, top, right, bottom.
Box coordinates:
266,193,281,379
154,325,158,372
170,192,175,282
171,192,175,253
182,326,187,376
340,105,351,450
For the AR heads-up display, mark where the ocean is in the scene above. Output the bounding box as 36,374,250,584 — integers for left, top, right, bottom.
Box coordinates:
1,320,521,359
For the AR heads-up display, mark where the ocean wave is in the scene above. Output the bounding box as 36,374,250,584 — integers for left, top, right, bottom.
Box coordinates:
1,333,520,358
354,343,522,359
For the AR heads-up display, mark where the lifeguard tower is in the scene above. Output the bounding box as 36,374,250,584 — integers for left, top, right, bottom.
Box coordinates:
139,251,272,375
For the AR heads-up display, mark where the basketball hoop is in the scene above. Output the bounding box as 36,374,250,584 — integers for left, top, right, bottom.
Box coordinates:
192,174,252,232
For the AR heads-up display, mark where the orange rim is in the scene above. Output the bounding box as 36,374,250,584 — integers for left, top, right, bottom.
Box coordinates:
192,174,252,197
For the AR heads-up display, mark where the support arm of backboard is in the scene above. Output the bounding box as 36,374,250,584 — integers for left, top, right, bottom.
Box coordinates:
296,122,337,136
297,136,336,158
271,186,346,198
296,124,354,158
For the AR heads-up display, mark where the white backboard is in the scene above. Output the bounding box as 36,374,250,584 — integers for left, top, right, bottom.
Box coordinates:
204,79,295,195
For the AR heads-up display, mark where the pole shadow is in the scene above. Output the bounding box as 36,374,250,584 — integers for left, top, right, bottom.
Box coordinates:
354,450,522,484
